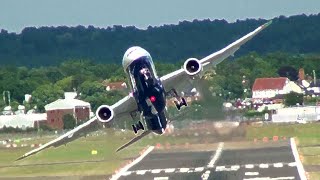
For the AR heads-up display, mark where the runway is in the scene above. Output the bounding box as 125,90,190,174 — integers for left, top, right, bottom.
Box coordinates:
114,140,304,180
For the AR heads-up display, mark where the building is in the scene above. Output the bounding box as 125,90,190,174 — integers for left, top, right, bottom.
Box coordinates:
102,81,128,91
0,114,47,129
252,77,302,99
45,93,91,129
271,106,320,123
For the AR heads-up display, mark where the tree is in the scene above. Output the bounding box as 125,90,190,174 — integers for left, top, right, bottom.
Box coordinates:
278,66,298,81
63,114,76,129
284,92,303,106
31,84,64,112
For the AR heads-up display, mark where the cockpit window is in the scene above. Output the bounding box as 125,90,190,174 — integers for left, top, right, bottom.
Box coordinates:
127,56,158,90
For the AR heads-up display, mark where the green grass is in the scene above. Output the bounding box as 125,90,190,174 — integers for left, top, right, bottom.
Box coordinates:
297,138,320,167
309,172,320,180
0,129,193,177
246,123,320,140
300,147,320,156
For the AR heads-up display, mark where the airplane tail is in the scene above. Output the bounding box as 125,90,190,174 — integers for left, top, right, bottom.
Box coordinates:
116,130,151,152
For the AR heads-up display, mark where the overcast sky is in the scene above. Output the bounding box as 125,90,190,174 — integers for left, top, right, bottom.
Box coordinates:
1,0,320,33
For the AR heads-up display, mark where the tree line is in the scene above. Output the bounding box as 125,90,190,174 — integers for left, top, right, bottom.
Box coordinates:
1,52,320,114
0,14,320,67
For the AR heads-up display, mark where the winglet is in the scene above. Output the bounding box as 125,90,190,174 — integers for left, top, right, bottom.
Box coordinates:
116,131,151,152
15,155,27,161
263,20,273,28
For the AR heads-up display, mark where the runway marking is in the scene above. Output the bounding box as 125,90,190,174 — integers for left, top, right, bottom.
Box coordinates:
259,163,269,168
201,170,211,180
273,163,283,168
122,171,132,176
216,165,239,172
244,177,295,180
179,168,189,173
151,169,161,174
288,162,297,167
272,177,295,180
290,137,307,180
154,177,169,180
215,166,225,171
231,165,240,171
202,142,224,180
207,142,224,168
137,170,148,175
245,164,254,169
120,161,299,177
244,172,259,176
195,167,204,172
164,168,175,173
110,146,154,180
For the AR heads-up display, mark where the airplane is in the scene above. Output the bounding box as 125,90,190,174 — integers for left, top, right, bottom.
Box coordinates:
16,21,272,161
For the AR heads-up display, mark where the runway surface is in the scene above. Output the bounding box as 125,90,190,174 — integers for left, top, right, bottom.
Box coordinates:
116,140,302,180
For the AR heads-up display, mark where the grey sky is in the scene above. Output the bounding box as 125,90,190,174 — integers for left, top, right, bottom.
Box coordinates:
1,0,320,33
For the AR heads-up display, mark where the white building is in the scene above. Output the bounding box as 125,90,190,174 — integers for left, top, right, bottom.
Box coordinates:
252,77,302,99
0,114,47,129
272,106,320,123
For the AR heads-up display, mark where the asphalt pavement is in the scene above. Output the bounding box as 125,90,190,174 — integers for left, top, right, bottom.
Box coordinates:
116,141,302,180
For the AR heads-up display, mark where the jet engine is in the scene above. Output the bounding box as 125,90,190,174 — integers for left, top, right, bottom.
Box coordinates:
96,105,114,123
183,58,202,76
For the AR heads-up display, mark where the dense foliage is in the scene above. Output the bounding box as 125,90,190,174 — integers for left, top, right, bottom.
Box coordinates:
63,114,76,130
1,52,320,114
284,92,304,106
0,60,180,112
0,14,320,66
1,14,320,118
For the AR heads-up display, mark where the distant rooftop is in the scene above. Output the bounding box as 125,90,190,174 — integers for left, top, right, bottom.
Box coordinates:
252,77,288,91
45,98,90,111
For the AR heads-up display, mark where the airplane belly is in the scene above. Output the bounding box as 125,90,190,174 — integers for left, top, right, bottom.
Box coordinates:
145,111,167,134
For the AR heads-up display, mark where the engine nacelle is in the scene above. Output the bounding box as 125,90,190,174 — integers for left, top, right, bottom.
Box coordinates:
96,105,114,123
183,58,202,76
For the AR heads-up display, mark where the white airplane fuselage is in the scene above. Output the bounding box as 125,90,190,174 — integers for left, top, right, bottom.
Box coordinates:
122,46,167,134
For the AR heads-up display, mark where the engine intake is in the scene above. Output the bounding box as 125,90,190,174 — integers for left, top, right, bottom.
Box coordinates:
96,105,114,123
183,58,202,76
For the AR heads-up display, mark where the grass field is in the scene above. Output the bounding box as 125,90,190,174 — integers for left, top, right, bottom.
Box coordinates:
1,122,320,178
245,123,320,140
0,129,195,177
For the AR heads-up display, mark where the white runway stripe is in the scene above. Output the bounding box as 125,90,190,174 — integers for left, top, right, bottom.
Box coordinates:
195,167,204,172
154,177,169,180
244,172,259,176
245,164,254,169
290,137,307,180
151,169,161,174
244,177,294,180
207,142,224,168
273,163,283,168
179,168,189,173
259,164,269,168
137,170,148,175
110,146,154,180
164,168,175,173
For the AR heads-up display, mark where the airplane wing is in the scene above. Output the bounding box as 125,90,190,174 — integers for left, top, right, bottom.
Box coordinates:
16,95,138,161
160,21,272,93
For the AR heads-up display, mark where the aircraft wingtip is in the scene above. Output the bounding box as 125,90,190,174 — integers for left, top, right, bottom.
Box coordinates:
115,147,123,152
15,156,25,161
264,20,273,27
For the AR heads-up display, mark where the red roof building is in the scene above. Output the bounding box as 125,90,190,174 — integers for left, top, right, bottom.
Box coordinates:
252,77,302,101
252,77,289,99
252,77,288,91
